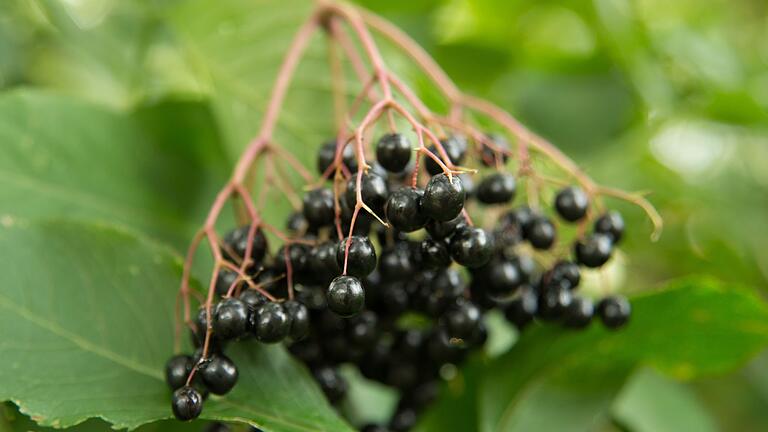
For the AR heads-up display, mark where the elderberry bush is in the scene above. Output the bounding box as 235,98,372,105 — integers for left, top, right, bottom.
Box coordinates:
166,133,633,430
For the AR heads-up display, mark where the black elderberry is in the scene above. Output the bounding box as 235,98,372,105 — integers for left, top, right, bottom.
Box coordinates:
386,361,420,390
376,133,412,173
223,226,268,266
252,302,291,343
171,386,203,421
480,133,510,167
385,187,428,232
347,310,379,349
165,354,193,390
597,295,631,329
547,260,581,289
213,298,250,340
554,186,589,222
285,211,308,234
537,282,573,321
376,281,409,315
327,275,365,317
476,173,516,205
449,227,494,268
427,328,466,365
420,238,452,268
273,243,310,275
215,269,238,297
425,135,468,175
283,300,310,341
313,366,348,404
421,173,465,221
504,285,538,329
302,187,335,228
441,300,482,340
526,216,556,250
487,258,523,296
345,172,389,215
425,268,465,316
192,308,226,353
425,215,466,240
575,233,614,268
239,289,267,310
317,139,356,176
378,245,416,281
199,354,238,395
563,296,594,329
509,254,536,282
594,211,625,244
336,236,377,278
307,241,341,284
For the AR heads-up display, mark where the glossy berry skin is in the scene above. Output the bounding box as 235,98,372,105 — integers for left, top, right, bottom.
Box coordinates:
314,366,348,404
327,275,365,317
165,354,193,390
594,211,625,244
200,354,238,395
302,188,335,228
317,139,356,176
347,310,379,349
336,236,377,278
425,135,468,175
504,285,538,329
425,215,465,240
476,173,516,205
215,269,238,297
537,282,573,321
421,238,452,268
554,186,589,222
385,188,428,232
421,174,466,222
563,296,594,328
548,260,581,289
307,241,341,284
285,211,308,234
376,133,412,172
171,386,203,421
252,302,291,343
378,246,416,281
597,295,631,329
213,298,250,340
480,134,510,167
283,300,310,341
345,173,389,215
442,300,482,340
575,233,614,268
450,227,494,268
223,226,268,266
239,289,267,310
527,217,556,250
487,259,523,296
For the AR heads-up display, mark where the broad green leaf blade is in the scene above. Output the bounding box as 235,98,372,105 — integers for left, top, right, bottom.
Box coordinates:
0,219,352,432
478,278,768,432
612,368,717,432
0,90,226,249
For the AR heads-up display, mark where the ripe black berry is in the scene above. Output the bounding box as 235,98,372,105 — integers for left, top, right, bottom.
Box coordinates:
317,139,356,175
487,258,523,296
594,211,625,244
425,215,465,240
327,275,365,317
476,173,516,204
213,298,250,340
345,172,389,215
442,300,481,340
547,260,581,289
252,302,291,343
385,187,428,232
597,295,631,329
283,300,310,341
239,289,267,310
504,285,538,329
480,133,510,167
285,211,308,234
337,236,377,278
537,282,573,321
449,227,494,268
215,269,238,297
313,366,348,403
200,354,238,395
347,310,379,349
378,246,416,281
302,188,335,228
526,217,556,250
171,386,203,421
563,296,594,328
307,241,341,284
554,186,589,222
223,226,268,265
165,354,193,390
425,135,467,175
575,233,614,268
420,238,452,268
376,133,412,172
421,173,465,221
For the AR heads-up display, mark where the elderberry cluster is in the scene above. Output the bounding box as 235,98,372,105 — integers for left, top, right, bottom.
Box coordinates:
166,133,632,430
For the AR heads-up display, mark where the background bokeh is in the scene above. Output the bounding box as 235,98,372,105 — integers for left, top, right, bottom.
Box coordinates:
1,0,767,430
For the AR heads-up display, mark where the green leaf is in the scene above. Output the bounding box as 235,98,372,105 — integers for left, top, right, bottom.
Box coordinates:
0,219,352,431
0,89,226,250
612,368,717,432
478,278,768,432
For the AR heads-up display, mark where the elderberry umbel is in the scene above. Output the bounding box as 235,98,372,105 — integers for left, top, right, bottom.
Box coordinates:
169,2,660,428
